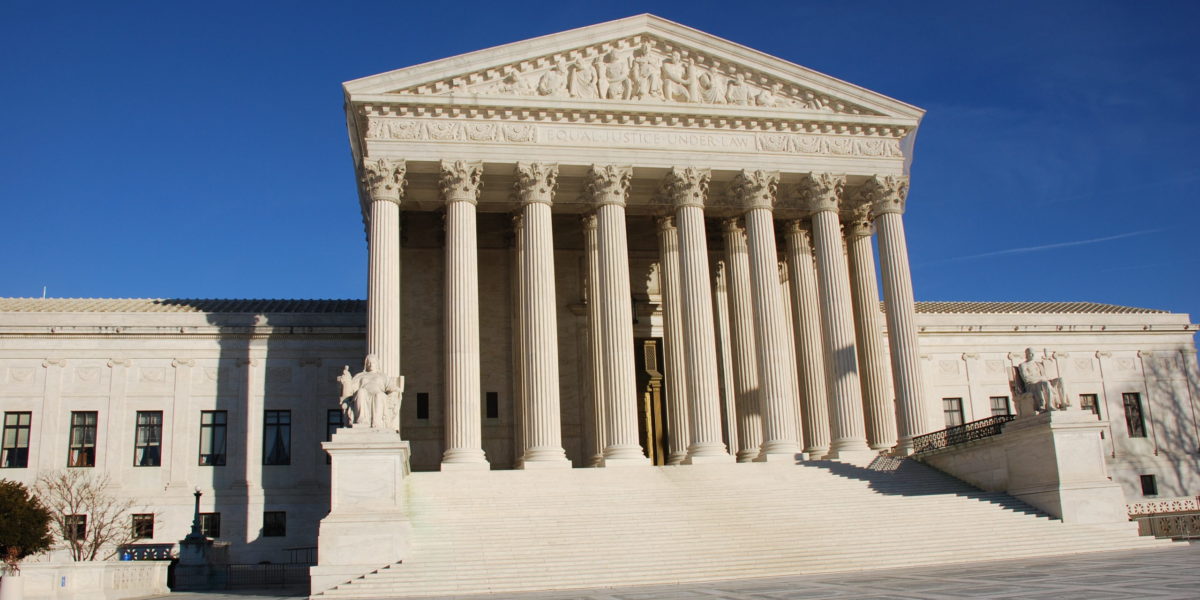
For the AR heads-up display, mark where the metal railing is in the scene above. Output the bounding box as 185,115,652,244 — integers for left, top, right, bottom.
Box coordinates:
911,415,1016,454
1132,513,1200,540
285,546,317,565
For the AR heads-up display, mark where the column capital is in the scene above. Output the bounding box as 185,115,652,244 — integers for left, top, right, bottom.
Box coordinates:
793,172,845,214
580,213,597,231
362,157,407,205
729,169,780,212
582,164,632,207
842,202,874,239
785,218,813,236
660,166,711,209
861,175,910,217
655,215,676,232
439,160,483,205
721,217,745,233
513,162,558,206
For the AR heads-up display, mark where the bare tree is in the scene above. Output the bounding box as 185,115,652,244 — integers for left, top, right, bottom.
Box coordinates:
34,470,142,561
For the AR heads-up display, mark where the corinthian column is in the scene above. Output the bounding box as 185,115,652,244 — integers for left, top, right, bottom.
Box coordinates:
720,218,762,462
843,203,897,450
582,215,606,467
662,167,731,463
584,165,649,466
514,163,570,468
732,170,802,461
361,158,405,380
655,216,691,465
784,221,831,458
795,173,872,460
438,160,488,470
865,175,931,454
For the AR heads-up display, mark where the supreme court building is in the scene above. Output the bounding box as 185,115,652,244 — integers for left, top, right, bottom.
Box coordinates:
1,15,1198,594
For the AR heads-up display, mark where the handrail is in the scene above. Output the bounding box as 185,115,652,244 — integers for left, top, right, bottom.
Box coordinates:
912,414,1016,454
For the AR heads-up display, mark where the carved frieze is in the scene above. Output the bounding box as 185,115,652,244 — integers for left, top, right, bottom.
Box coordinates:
387,36,879,116
364,117,904,159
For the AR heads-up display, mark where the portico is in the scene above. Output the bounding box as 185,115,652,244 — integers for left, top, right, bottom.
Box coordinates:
345,15,932,469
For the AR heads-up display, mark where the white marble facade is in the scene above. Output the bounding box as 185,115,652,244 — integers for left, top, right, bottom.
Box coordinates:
1,16,1198,565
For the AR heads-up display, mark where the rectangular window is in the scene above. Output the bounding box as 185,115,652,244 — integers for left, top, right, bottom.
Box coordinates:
1079,394,1101,419
262,511,286,537
66,514,87,541
485,392,499,419
1122,393,1146,438
199,512,221,538
133,411,163,467
325,409,344,464
2,412,31,468
942,398,964,428
68,411,98,467
199,411,227,466
263,410,291,466
989,396,1011,417
131,514,154,540
416,393,429,420
1140,474,1158,496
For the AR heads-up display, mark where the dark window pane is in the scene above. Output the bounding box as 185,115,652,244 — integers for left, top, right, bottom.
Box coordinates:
263,410,291,465
1079,394,1101,419
134,411,163,467
2,412,32,468
942,398,964,428
66,514,87,541
989,396,1010,417
416,393,429,420
485,392,499,419
262,511,286,537
1140,474,1158,496
1122,393,1146,438
132,514,154,539
68,412,97,467
199,411,228,466
199,513,221,538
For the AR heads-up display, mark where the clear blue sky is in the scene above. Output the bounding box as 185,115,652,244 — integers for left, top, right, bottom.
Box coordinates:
3,1,1197,323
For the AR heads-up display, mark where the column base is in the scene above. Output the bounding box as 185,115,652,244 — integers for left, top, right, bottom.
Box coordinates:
804,447,831,460
735,449,760,463
683,453,735,464
600,455,651,468
519,458,572,470
440,460,490,471
666,452,688,465
754,451,806,463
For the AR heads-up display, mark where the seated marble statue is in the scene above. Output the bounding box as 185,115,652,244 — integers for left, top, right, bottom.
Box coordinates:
1017,347,1069,413
337,354,402,429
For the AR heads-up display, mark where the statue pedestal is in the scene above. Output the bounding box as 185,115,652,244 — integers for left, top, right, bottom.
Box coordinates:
1002,409,1128,525
310,428,411,595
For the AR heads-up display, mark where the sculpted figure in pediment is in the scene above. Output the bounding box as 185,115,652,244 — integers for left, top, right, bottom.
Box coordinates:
697,71,726,104
601,50,631,100
537,61,569,97
725,73,751,105
630,44,662,100
756,82,783,107
661,51,693,102
568,58,600,99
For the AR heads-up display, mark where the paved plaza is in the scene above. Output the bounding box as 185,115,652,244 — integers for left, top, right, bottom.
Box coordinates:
151,542,1199,600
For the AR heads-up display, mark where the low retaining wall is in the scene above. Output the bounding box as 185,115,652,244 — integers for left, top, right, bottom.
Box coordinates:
915,409,1130,525
3,561,170,600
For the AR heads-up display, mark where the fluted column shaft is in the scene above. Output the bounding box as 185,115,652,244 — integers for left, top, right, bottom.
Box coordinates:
744,208,803,458
873,202,930,452
676,205,730,461
362,158,406,380
511,216,527,463
656,217,691,465
785,221,831,458
587,166,649,466
721,219,763,462
845,222,897,450
516,163,569,467
440,161,488,469
810,209,871,457
582,216,606,467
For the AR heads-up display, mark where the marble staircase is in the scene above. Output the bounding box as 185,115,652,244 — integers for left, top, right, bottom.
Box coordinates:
313,458,1166,598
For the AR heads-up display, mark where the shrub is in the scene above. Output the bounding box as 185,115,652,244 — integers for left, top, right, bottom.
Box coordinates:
0,479,53,568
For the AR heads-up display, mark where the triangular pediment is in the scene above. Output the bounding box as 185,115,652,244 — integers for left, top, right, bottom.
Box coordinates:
344,15,923,121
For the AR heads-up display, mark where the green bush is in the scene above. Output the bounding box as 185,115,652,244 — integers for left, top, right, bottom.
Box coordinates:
0,479,52,563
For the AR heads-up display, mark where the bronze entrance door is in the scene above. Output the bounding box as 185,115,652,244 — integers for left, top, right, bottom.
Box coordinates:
634,338,670,465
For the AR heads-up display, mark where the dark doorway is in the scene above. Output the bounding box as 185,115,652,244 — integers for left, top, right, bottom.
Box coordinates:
634,338,670,465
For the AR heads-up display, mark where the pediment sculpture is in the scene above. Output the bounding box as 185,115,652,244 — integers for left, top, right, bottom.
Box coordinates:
337,354,404,431
388,38,876,116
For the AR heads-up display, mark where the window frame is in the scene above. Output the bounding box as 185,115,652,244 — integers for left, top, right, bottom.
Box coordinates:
2,411,32,468
988,396,1011,418
263,410,291,466
199,512,221,538
1140,474,1158,497
199,410,228,466
68,411,98,468
1079,393,1102,419
262,511,286,537
131,513,154,540
133,411,163,467
1122,393,1147,438
66,514,87,542
942,397,964,428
